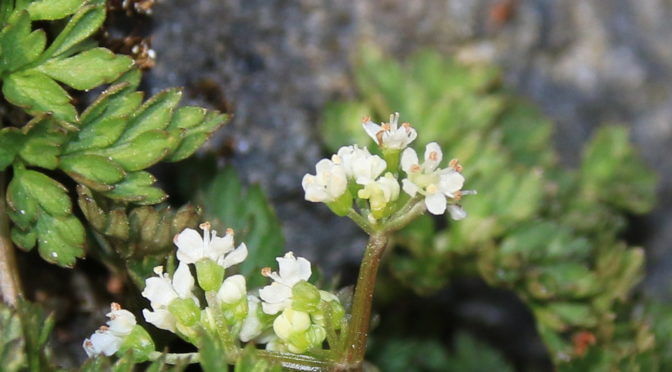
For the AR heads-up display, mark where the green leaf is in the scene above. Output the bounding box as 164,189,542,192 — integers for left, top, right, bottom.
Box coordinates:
63,116,127,154
2,70,76,122
60,153,126,190
164,111,227,162
104,171,167,204
0,128,25,171
26,0,83,20
44,3,105,58
117,88,183,142
37,47,133,90
103,130,172,171
10,227,37,251
36,213,85,266
17,170,71,216
18,118,68,170
0,11,46,72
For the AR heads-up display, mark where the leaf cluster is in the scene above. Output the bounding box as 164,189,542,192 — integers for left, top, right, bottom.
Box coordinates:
320,47,658,369
0,0,227,267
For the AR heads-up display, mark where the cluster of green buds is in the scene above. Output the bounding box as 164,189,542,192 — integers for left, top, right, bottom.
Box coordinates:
303,113,473,228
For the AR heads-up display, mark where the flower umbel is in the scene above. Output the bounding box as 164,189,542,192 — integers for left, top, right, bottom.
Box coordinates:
175,222,248,268
83,303,137,357
141,263,198,332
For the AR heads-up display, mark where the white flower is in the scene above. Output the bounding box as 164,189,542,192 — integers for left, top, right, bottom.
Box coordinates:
142,263,198,332
259,252,312,315
302,159,348,203
357,172,400,214
239,296,263,342
217,274,247,304
333,145,386,185
83,303,136,358
362,112,417,149
174,222,248,268
273,308,311,340
401,142,468,218
83,329,121,357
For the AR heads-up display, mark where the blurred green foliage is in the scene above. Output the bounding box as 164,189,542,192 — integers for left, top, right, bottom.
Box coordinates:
0,0,226,267
321,47,659,369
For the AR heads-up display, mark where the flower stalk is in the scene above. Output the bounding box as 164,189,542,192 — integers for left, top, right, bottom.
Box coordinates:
0,171,22,306
340,232,389,370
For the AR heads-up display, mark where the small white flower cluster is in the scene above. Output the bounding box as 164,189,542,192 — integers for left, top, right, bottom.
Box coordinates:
83,303,136,357
302,112,472,221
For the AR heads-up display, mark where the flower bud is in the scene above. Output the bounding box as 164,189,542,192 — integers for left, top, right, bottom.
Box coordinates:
286,325,327,354
195,258,225,292
326,189,353,216
118,325,155,362
168,298,201,327
273,308,311,340
291,281,321,313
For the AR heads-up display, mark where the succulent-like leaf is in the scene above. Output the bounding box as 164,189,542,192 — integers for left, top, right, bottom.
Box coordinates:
0,303,26,372
60,153,126,190
2,70,77,122
0,11,46,73
0,128,25,171
43,3,105,58
26,0,83,21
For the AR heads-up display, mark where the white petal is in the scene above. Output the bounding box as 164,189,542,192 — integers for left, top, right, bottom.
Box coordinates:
220,243,248,268
425,192,447,215
143,308,176,332
142,276,177,308
401,179,419,197
400,148,419,173
277,253,311,285
259,282,292,305
315,158,335,174
106,309,136,336
174,228,204,264
84,331,121,357
424,142,443,171
439,172,465,195
172,262,195,299
208,233,234,260
362,120,382,144
239,297,263,342
302,174,328,202
447,204,467,220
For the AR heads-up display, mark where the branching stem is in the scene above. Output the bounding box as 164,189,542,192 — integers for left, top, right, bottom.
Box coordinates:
0,171,22,306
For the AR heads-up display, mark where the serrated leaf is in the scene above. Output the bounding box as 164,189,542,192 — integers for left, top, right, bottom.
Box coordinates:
165,111,227,162
17,170,71,216
37,48,133,90
3,70,76,122
61,153,126,190
64,116,127,154
79,82,129,124
104,171,167,204
36,213,85,266
44,3,105,58
10,227,37,251
165,132,209,162
168,106,207,130
0,11,46,72
106,91,144,118
117,89,182,142
0,128,25,171
103,130,172,171
26,0,83,20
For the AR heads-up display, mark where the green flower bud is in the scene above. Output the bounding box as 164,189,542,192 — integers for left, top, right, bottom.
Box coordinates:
287,325,326,354
195,259,225,292
117,325,155,362
292,281,321,313
382,148,401,174
273,308,311,340
168,298,201,327
326,190,353,216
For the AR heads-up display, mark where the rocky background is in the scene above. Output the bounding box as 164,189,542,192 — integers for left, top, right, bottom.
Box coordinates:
148,0,672,297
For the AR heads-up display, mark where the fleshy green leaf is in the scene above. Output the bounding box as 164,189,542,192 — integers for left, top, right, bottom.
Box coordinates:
43,3,105,58
26,0,83,20
0,128,25,171
104,171,167,204
2,70,76,122
165,111,228,162
16,170,71,216
117,88,182,142
35,213,85,266
37,47,133,90
0,303,26,372
103,130,172,171
60,153,126,190
63,116,127,154
0,11,46,72
18,118,68,170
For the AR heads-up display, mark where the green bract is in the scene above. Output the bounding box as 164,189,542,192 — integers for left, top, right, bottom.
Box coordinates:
0,0,227,267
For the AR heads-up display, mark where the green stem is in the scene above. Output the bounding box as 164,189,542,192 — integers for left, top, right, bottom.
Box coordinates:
339,232,389,371
257,350,335,371
148,351,199,364
0,171,22,306
346,209,376,235
383,198,426,233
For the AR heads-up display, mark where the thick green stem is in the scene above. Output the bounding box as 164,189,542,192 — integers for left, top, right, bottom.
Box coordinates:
148,351,199,364
340,232,389,370
0,172,22,306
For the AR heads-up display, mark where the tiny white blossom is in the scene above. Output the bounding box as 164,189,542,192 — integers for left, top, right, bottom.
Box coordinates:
217,274,247,304
142,263,198,332
83,303,136,358
357,172,400,215
362,112,417,150
401,142,468,218
302,159,348,203
175,222,248,268
333,145,386,185
259,252,312,315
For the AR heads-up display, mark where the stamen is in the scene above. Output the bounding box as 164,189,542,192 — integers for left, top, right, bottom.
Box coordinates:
429,151,438,161
426,184,438,194
453,191,462,200
226,228,235,236
402,122,412,132
361,116,371,123
261,267,272,277
410,164,421,172
153,266,164,275
199,222,211,231
376,130,385,145
110,302,121,312
449,159,463,173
